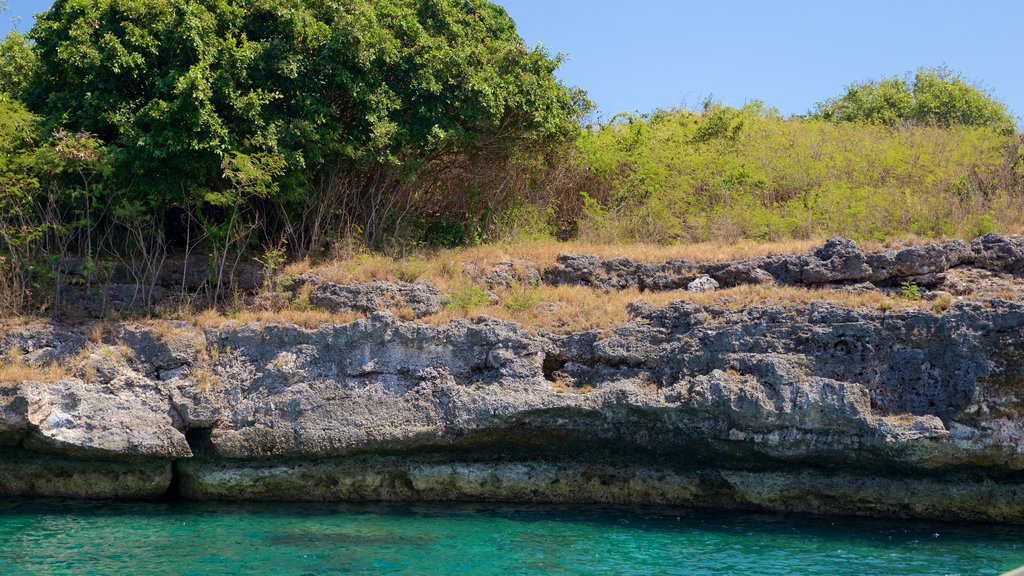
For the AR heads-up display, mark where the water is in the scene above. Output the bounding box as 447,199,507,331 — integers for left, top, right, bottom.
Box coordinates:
0,500,1021,575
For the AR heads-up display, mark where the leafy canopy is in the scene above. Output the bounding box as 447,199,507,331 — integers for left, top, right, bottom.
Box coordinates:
812,67,1016,133
27,0,589,206
0,31,36,100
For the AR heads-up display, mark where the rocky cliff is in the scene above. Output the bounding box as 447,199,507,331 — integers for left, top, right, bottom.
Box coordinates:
4,236,1024,523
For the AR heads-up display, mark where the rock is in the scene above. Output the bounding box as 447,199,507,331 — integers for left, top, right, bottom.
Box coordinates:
486,260,541,289
543,254,602,286
310,281,444,318
544,237,996,292
972,234,1024,274
157,255,266,291
800,237,871,284
64,284,169,318
19,378,190,459
942,275,973,296
901,272,947,287
866,240,973,284
0,454,171,499
711,263,775,287
844,282,877,293
5,266,1024,522
543,254,698,291
687,276,720,293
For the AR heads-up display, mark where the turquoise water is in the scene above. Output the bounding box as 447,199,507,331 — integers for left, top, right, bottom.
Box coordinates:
0,500,1021,575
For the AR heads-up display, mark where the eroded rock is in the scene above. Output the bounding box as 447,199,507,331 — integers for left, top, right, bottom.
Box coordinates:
310,281,444,318
4,247,1024,522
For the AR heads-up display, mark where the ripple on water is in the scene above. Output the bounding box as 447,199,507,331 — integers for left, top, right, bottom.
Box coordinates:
0,501,1021,575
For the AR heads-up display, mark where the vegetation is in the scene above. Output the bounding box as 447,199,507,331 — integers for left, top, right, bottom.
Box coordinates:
573,99,1021,243
812,67,1016,133
0,0,588,313
0,0,1021,318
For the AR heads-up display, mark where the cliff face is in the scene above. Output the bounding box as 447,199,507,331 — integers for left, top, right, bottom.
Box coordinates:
4,237,1024,522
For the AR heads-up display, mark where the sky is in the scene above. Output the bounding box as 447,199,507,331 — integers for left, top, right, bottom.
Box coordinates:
4,0,1023,121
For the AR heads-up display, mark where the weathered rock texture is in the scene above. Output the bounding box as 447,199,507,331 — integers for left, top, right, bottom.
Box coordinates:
542,234,1024,293
4,284,1024,522
309,280,444,318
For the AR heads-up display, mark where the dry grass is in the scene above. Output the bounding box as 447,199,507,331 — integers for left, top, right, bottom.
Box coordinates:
141,319,196,343
4,235,1010,336
0,347,70,384
0,316,34,331
417,283,940,334
189,307,364,329
293,235,937,292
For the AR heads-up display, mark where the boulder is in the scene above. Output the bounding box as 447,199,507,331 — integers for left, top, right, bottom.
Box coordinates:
687,276,720,293
800,237,871,284
310,281,444,318
972,234,1024,274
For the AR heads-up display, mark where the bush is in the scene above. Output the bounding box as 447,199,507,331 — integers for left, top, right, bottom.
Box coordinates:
812,67,1016,133
26,0,590,250
0,31,36,99
445,283,491,311
573,103,1021,244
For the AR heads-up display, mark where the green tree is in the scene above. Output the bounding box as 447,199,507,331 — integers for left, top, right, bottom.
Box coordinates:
27,0,590,247
0,30,36,100
813,67,1016,133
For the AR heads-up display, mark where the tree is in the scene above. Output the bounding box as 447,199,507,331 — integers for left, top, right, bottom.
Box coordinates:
812,67,1016,133
27,0,590,248
0,31,36,99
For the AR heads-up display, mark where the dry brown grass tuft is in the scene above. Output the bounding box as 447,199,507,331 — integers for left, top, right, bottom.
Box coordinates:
295,235,936,294
190,308,364,329
0,347,69,384
419,283,941,334
142,319,195,343
191,363,222,393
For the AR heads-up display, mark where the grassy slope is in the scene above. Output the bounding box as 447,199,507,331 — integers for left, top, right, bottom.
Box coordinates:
573,104,1022,244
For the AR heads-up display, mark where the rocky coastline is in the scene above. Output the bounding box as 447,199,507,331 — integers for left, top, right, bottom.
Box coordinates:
4,235,1024,523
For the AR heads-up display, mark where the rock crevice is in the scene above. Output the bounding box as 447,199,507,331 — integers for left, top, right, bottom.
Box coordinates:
4,237,1024,522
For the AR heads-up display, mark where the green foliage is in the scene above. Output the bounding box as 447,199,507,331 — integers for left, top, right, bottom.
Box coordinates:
445,283,491,311
576,103,1021,243
813,67,1016,133
0,98,43,250
900,281,921,301
0,31,37,100
503,281,540,312
27,0,589,214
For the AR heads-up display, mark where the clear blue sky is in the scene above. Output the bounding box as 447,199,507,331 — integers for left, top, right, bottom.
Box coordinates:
4,0,1023,121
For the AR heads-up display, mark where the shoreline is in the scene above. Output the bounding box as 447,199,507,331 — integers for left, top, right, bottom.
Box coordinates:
3,236,1024,523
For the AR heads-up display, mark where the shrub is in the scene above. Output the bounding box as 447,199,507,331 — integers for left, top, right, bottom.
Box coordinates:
445,283,491,311
573,103,1020,244
812,67,1016,133
24,0,590,252
900,281,922,301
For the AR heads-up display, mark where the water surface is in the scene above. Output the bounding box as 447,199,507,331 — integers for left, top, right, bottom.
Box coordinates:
0,500,1021,575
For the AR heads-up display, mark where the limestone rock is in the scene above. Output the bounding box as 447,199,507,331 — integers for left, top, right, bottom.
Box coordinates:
711,263,775,287
687,276,720,293
800,237,871,284
310,281,444,318
20,378,190,459
486,260,542,289
972,233,1024,273
3,278,1024,522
